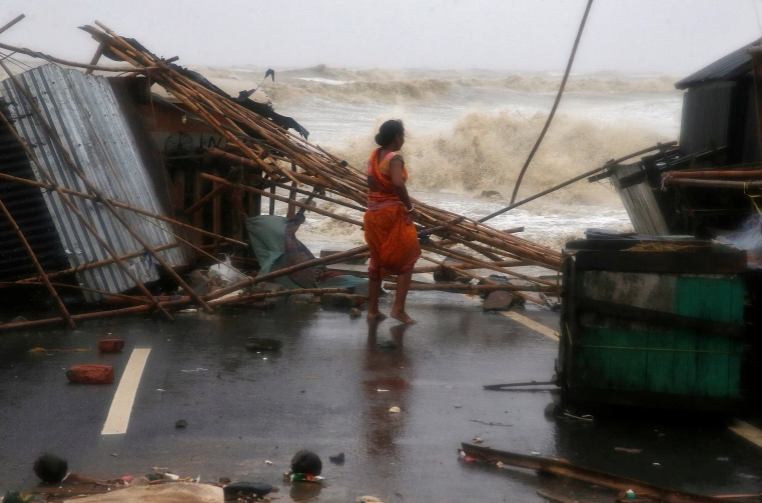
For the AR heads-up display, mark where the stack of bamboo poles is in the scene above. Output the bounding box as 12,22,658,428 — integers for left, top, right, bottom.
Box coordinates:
0,18,622,330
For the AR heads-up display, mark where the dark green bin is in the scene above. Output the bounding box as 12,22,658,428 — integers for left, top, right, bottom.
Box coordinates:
558,244,747,412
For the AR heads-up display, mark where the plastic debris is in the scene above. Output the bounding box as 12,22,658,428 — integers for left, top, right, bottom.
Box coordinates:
389,406,401,413
473,436,484,444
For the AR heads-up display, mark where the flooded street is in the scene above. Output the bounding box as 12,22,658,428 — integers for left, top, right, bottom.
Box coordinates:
2,292,762,502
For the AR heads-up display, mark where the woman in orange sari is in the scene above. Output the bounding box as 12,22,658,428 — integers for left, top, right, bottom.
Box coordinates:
364,120,421,324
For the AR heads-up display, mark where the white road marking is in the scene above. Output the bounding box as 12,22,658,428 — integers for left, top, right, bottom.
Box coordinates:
501,311,560,341
729,420,762,448
101,348,151,435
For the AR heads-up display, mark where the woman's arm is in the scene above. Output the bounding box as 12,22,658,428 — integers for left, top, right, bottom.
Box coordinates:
389,157,416,225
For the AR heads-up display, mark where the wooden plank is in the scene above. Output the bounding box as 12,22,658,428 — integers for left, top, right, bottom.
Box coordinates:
574,250,747,274
577,298,744,338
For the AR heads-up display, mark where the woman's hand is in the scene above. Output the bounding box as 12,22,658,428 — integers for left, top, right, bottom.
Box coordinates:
404,208,416,226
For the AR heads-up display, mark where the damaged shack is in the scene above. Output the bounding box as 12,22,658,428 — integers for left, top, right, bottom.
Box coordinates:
0,18,564,330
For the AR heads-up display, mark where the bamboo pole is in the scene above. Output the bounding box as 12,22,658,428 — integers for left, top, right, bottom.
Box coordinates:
12,243,179,284
0,14,25,35
84,42,106,75
0,196,75,328
423,243,557,288
662,179,762,189
384,283,557,293
0,281,154,304
184,183,230,215
200,173,365,227
0,60,213,313
0,87,175,321
0,172,247,247
0,41,159,73
411,259,530,274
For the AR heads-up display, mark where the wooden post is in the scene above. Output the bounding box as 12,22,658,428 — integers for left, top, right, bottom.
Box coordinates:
751,51,762,161
0,14,25,36
85,42,106,75
0,89,175,321
0,196,76,328
269,184,276,215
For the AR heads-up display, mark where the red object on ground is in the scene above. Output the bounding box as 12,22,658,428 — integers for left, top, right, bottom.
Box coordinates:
66,365,115,384
98,339,125,353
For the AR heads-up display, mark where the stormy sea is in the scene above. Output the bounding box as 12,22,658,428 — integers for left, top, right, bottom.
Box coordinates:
191,64,683,252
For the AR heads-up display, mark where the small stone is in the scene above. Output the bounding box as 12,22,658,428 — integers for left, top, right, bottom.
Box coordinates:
320,293,367,308
544,402,558,416
349,308,362,317
329,452,345,464
389,406,401,413
98,339,125,353
291,450,322,476
175,419,188,428
482,291,515,311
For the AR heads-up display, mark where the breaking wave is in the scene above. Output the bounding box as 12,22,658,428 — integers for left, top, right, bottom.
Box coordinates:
333,109,671,207
189,64,679,104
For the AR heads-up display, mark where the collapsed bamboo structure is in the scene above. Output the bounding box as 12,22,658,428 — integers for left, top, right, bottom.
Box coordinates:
0,17,665,330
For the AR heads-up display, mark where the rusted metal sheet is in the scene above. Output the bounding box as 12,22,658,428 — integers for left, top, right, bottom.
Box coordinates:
0,64,184,301
461,443,725,503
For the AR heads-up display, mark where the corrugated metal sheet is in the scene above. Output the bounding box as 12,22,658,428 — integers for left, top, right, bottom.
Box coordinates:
0,99,69,280
742,82,761,164
675,38,761,90
0,65,184,301
611,163,669,236
678,83,734,158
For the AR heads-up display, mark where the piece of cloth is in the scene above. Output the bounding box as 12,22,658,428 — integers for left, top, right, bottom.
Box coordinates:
364,149,420,280
367,148,408,204
245,214,360,289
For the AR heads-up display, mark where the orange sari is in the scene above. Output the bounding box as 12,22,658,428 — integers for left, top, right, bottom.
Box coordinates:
364,148,421,280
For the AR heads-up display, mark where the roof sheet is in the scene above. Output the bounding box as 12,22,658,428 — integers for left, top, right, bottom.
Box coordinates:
675,38,762,90
0,65,184,301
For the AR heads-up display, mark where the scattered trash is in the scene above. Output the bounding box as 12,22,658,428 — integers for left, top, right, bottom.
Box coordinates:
482,291,514,311
223,482,273,497
496,461,504,468
246,338,283,351
389,406,401,413
175,419,188,429
473,436,484,444
615,447,643,454
29,347,89,354
111,453,118,457
33,453,68,484
349,308,363,317
377,389,389,392
66,364,115,384
98,339,125,353
328,452,345,464
121,476,134,484
562,411,593,421
626,489,636,499
356,496,384,503
3,491,43,503
265,460,273,465
163,473,180,481
653,462,661,466
288,473,325,483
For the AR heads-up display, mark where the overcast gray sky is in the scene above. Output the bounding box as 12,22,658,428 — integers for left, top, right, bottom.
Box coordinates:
0,1,760,74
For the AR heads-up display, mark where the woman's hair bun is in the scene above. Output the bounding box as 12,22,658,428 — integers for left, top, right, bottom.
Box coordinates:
375,119,404,147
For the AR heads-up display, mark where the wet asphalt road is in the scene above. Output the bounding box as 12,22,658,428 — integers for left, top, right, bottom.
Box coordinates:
1,291,762,502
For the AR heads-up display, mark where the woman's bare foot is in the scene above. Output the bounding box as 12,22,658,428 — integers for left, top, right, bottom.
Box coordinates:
367,311,388,321
390,309,416,324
